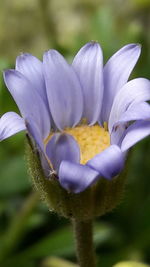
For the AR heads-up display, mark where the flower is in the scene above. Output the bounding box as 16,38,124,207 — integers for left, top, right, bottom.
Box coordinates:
1,42,150,194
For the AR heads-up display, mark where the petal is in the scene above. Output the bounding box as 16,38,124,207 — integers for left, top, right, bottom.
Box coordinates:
59,161,99,193
16,53,48,106
110,125,126,146
87,145,124,179
114,102,150,126
109,78,150,132
102,44,141,123
26,118,51,176
43,50,83,130
3,70,50,139
0,112,25,141
121,120,150,152
72,42,103,124
46,133,80,173
25,117,44,152
111,102,150,145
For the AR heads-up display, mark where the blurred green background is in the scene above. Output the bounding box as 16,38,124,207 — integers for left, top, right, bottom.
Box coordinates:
0,0,150,266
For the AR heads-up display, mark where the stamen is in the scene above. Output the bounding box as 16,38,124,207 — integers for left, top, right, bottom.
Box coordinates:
103,122,108,131
45,125,110,165
65,125,110,164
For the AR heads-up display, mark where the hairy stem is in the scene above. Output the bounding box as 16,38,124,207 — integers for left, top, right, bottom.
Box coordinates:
72,219,96,267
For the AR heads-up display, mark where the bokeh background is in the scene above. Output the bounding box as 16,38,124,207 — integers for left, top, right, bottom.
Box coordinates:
0,0,150,266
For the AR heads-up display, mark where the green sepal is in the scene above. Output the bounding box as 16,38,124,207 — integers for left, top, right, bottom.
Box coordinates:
26,136,128,221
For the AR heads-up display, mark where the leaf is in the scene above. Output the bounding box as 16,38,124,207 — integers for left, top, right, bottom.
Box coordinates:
0,155,30,197
22,222,115,258
3,222,115,265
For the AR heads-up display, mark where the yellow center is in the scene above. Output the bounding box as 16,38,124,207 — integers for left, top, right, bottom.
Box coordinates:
66,125,110,164
45,124,110,165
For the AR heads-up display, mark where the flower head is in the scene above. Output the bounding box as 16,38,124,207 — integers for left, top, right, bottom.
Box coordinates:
1,42,150,194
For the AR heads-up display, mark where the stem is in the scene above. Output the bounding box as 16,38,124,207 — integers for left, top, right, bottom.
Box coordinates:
72,219,96,267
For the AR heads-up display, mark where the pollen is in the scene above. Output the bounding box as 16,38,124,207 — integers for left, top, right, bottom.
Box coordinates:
65,125,110,164
44,124,110,165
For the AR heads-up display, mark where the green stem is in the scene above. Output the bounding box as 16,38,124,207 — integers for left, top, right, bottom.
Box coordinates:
72,219,96,267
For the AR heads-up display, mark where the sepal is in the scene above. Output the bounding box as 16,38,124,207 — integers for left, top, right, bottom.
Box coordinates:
26,137,128,220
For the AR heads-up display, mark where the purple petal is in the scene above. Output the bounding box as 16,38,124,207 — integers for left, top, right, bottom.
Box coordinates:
25,117,44,152
43,50,83,130
0,112,26,141
59,161,99,193
109,78,150,132
16,53,48,106
121,120,150,152
46,133,80,173
87,145,124,179
3,70,50,139
114,102,150,126
102,44,141,123
26,118,51,176
110,125,126,146
72,42,103,124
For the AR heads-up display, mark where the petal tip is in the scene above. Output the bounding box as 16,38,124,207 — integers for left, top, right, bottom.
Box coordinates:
16,53,32,64
3,69,13,77
3,69,16,84
89,40,100,46
83,41,101,51
44,49,59,58
126,43,142,55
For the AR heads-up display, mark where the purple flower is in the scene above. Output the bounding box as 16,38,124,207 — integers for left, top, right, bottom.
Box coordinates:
0,42,150,193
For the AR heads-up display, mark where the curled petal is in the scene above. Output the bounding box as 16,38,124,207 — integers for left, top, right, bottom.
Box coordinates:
0,112,25,141
102,44,141,123
109,78,150,132
43,50,83,130
72,42,103,124
16,53,48,106
3,70,50,139
110,125,126,146
113,102,150,127
121,120,150,152
87,145,124,179
46,133,80,173
59,161,99,193
111,102,150,145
